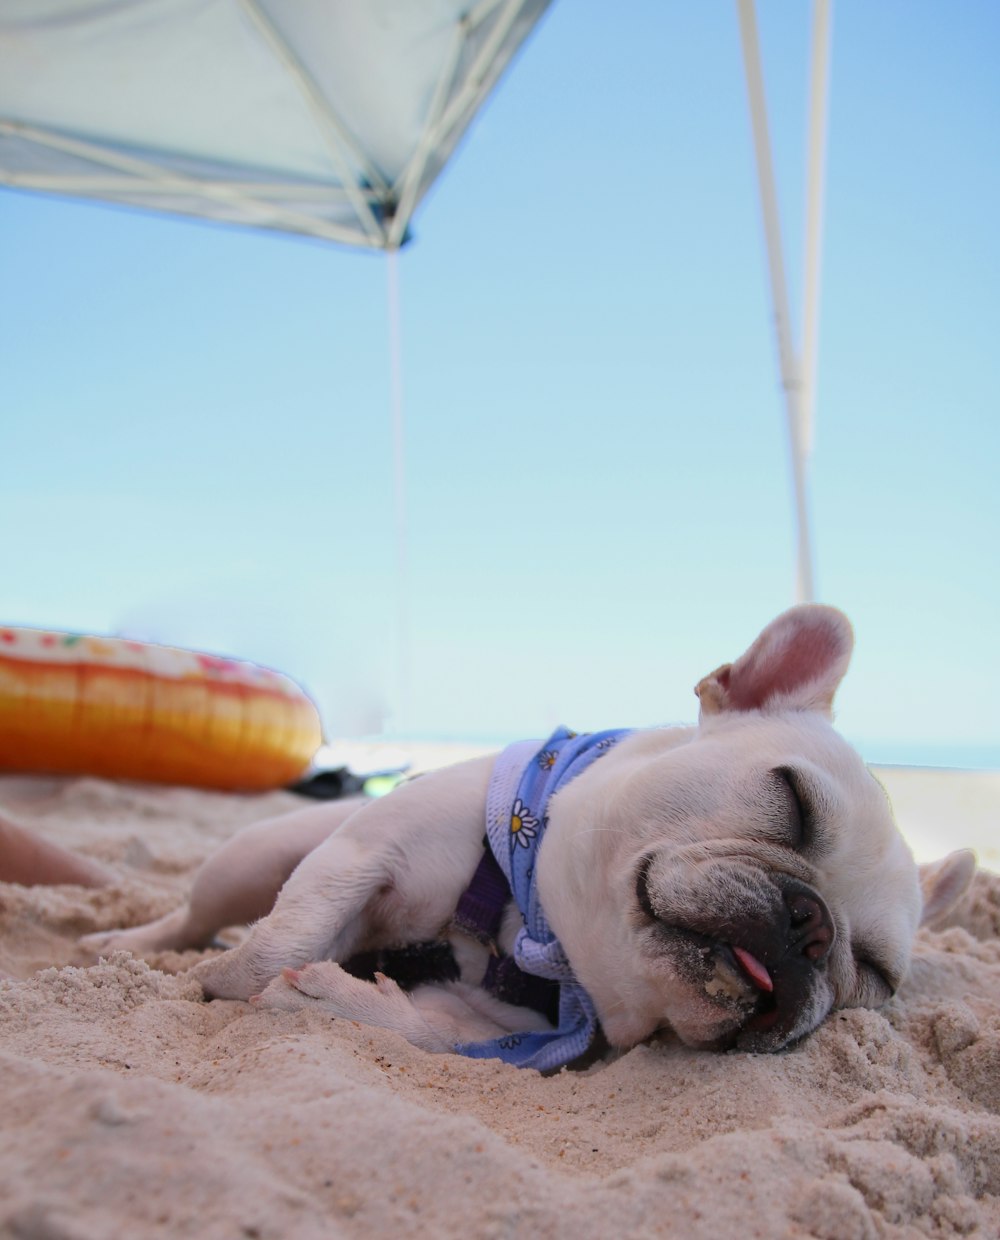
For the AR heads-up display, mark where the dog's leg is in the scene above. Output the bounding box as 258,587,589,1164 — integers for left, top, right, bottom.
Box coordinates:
79,800,362,960
253,963,553,1053
189,828,390,1000
192,755,495,1001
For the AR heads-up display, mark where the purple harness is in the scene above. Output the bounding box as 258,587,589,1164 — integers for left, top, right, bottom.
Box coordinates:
450,726,631,1072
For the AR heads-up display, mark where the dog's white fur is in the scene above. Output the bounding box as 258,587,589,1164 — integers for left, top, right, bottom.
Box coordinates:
82,606,975,1062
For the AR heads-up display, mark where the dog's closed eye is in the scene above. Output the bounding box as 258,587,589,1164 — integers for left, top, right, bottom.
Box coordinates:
772,766,812,852
635,854,658,922
854,955,896,1004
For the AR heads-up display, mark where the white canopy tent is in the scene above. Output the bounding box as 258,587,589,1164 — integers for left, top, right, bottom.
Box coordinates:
0,0,550,249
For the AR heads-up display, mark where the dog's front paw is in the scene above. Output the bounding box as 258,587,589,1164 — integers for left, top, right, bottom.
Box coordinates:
249,969,323,1013
252,962,409,1025
187,949,274,1001
250,962,361,1013
288,961,403,1010
252,965,481,1055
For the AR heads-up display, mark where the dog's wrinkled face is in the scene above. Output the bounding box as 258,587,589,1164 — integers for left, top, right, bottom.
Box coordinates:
621,715,920,1052
537,606,973,1054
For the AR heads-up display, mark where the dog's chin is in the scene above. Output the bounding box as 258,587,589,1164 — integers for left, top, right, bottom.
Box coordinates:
650,926,832,1054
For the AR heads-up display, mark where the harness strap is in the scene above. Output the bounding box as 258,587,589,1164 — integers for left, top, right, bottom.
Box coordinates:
453,725,633,1071
452,843,508,949
452,844,560,1024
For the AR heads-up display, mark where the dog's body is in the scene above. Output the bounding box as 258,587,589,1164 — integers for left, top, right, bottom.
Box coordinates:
81,606,974,1066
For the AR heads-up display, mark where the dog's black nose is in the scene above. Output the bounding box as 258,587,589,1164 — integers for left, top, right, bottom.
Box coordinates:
783,883,834,963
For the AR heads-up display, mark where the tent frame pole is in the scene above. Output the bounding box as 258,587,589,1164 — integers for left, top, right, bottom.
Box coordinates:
238,0,388,244
736,0,831,605
802,0,832,459
386,249,410,732
0,118,381,247
387,0,537,248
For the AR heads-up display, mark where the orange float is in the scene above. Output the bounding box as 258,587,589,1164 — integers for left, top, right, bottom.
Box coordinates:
0,626,323,791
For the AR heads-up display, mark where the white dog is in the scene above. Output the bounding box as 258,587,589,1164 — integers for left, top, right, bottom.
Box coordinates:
82,606,974,1070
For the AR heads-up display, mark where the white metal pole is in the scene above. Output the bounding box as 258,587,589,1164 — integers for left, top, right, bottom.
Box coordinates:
386,249,411,732
736,0,816,604
801,0,832,459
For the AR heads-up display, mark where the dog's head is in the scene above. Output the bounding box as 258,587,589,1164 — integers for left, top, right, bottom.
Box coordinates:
538,606,975,1054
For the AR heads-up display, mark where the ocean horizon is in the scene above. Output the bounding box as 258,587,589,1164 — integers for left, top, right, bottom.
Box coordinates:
368,732,999,774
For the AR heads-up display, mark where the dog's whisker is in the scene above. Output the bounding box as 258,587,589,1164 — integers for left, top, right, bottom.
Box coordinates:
564,827,623,841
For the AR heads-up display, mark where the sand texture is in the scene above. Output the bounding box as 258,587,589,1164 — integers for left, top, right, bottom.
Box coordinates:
1,766,999,1239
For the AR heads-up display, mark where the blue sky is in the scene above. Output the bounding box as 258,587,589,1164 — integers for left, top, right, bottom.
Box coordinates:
2,2,998,767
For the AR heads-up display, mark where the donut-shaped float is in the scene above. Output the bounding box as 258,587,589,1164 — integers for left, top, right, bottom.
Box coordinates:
0,627,323,790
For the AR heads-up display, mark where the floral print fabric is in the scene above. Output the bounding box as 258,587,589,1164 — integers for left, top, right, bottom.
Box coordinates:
455,725,631,1071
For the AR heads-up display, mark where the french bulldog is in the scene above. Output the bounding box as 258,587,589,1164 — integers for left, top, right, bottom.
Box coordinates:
81,605,974,1066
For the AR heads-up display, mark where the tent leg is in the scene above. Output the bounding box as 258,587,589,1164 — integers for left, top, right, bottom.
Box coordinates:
802,0,832,460
737,0,831,605
386,248,410,732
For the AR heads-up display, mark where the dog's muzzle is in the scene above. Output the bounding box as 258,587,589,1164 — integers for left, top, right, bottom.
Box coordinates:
635,857,837,1053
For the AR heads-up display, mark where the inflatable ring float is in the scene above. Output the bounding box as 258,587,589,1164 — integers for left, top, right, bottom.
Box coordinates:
0,626,323,791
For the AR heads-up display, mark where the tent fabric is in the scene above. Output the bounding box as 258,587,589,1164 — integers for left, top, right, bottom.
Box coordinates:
0,0,551,249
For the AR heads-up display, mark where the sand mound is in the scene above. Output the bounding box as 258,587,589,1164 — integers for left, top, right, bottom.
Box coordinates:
1,772,998,1238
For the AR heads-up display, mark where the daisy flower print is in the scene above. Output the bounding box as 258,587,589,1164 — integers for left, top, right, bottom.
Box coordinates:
510,799,539,848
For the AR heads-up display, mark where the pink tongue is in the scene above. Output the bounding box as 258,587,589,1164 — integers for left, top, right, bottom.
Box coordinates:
733,946,774,993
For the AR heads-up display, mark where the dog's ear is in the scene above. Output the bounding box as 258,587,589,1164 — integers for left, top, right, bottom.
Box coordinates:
695,605,854,717
918,849,977,927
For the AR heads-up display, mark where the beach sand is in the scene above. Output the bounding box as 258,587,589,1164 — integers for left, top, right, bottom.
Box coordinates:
1,754,998,1238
